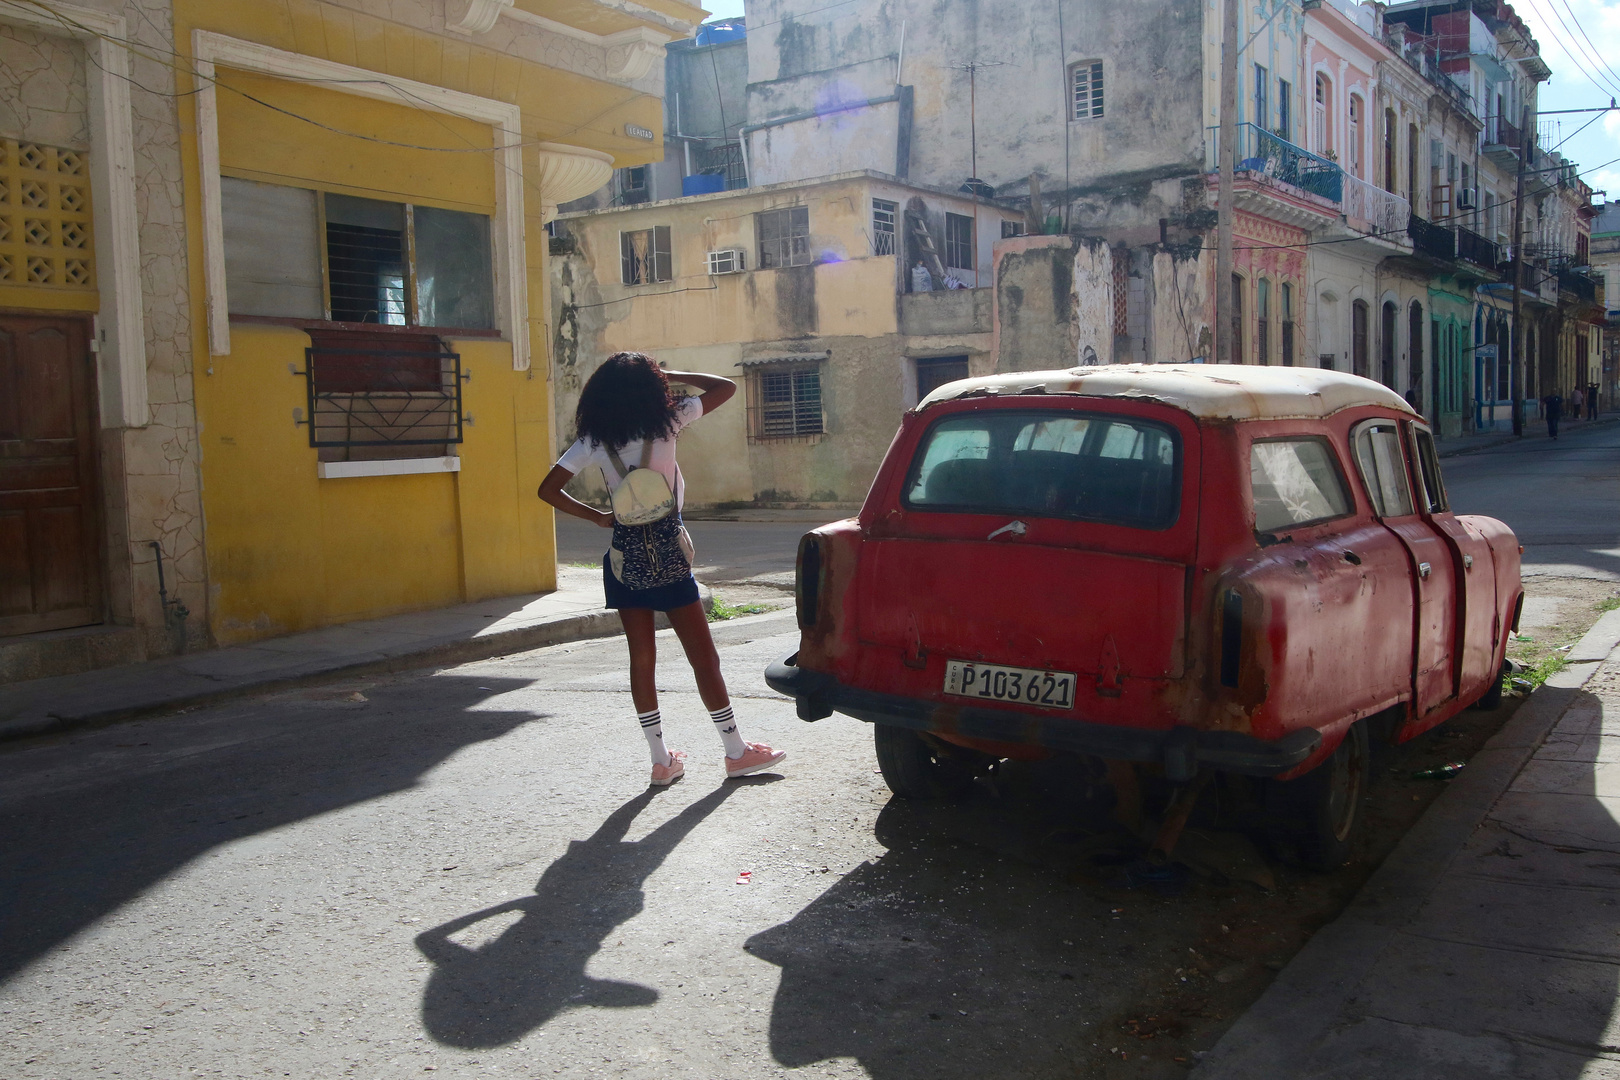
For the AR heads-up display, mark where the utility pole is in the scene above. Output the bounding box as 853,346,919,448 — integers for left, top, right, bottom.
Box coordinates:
954,59,1004,280
1215,0,1239,363
1509,104,1529,436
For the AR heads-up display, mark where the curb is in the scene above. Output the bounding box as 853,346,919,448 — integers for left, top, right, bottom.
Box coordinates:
0,588,711,745
1191,607,1619,1078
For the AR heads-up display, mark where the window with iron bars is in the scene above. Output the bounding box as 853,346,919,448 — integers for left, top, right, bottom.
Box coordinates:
698,142,747,189
872,198,898,255
757,206,810,269
1070,60,1104,120
749,366,824,439
620,226,672,285
302,328,463,463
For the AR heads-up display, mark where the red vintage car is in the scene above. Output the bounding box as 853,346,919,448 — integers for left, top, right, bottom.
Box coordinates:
766,365,1522,867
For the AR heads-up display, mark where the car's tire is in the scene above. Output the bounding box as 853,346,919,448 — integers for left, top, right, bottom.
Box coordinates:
1265,721,1369,870
873,725,976,800
1471,659,1508,711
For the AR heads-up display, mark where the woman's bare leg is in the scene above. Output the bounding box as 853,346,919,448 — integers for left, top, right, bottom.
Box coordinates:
620,608,659,714
666,601,729,710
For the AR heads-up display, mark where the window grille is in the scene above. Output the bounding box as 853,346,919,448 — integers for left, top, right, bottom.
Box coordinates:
699,143,747,189
757,206,810,269
620,166,649,204
0,138,94,291
1070,61,1104,120
1002,220,1026,239
872,198,898,256
916,356,970,400
944,213,973,271
302,329,462,462
620,226,673,285
750,366,823,439
1231,274,1244,360
325,194,407,325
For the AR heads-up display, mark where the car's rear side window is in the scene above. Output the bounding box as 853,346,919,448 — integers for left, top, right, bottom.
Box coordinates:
1250,438,1352,533
1352,420,1415,518
903,410,1181,529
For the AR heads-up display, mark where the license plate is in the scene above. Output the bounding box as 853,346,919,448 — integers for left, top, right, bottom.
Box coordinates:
943,660,1076,710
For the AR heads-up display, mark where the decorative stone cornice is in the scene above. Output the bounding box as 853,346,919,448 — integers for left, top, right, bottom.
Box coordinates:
535,142,615,221
446,0,514,35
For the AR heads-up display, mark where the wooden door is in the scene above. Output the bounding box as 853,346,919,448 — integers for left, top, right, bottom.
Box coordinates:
0,316,102,636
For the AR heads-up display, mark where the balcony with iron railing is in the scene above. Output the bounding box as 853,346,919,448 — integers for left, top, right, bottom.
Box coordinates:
1341,173,1411,239
1456,226,1499,268
1559,267,1598,304
1206,123,1343,203
1407,214,1456,260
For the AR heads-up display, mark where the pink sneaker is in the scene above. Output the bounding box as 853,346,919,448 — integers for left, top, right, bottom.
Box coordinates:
726,742,786,778
651,750,687,787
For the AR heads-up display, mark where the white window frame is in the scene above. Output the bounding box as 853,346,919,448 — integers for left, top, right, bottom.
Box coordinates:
1070,60,1104,121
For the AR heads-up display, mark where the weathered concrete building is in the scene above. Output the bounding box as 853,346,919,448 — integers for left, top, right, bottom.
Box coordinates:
1,0,694,681
1593,202,1620,410
551,171,1022,507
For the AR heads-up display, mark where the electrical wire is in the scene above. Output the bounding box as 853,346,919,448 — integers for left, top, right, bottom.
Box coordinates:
1519,0,1620,101
1553,0,1620,98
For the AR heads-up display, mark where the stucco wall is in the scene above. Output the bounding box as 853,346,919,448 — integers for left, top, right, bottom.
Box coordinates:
742,0,1205,202
0,23,89,150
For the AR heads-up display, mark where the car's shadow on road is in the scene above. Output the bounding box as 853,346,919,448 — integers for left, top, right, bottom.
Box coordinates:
744,780,1134,1080
0,676,539,984
414,778,773,1049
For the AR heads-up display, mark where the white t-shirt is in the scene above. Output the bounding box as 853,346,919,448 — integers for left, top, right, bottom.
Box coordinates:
556,395,704,510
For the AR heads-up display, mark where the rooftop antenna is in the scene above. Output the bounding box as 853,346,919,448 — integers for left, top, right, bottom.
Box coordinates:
953,58,1006,282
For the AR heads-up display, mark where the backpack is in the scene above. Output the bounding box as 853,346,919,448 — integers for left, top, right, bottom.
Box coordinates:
604,441,695,590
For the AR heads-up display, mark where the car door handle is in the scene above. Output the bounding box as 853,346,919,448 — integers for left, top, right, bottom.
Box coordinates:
1419,561,1432,580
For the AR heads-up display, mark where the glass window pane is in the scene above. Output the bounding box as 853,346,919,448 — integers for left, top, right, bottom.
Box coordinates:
1353,422,1414,517
905,410,1181,529
221,177,322,318
1250,438,1351,532
413,205,494,329
325,193,405,325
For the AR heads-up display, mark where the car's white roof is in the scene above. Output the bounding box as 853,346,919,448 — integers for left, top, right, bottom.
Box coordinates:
918,364,1418,421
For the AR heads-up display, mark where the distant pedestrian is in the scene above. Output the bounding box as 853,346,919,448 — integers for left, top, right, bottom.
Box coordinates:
911,259,934,292
538,353,785,787
1589,383,1601,420
1570,385,1584,420
1541,391,1563,439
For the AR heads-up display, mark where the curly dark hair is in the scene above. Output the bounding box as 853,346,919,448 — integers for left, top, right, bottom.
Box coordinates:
573,352,681,451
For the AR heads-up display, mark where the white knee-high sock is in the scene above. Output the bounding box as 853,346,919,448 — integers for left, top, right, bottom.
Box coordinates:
639,708,671,767
710,704,747,758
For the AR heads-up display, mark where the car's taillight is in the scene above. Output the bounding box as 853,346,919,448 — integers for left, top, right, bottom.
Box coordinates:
796,533,823,629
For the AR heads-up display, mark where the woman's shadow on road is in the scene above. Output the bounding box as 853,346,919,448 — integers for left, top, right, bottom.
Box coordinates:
415,778,771,1049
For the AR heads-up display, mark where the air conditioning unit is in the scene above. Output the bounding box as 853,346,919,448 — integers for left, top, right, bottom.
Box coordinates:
706,249,746,275
1456,188,1477,210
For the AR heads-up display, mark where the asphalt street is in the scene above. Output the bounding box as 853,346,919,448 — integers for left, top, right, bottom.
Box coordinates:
1440,421,1620,581
0,615,1151,1079
2,423,1616,1079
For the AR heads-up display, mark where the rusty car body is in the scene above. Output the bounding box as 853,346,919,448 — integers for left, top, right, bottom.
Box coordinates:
765,365,1522,866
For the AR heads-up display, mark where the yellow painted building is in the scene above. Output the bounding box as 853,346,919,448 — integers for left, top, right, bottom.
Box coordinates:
0,0,699,678
551,171,1022,508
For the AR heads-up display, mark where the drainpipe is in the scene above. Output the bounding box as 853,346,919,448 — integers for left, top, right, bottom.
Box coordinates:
149,540,191,653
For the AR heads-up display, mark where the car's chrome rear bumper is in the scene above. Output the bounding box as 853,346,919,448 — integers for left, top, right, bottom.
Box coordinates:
765,651,1320,781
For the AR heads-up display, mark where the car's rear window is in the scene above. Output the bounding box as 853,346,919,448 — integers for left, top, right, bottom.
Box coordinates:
903,410,1181,529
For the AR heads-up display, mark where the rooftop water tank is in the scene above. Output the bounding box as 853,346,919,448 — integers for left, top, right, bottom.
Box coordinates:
695,19,745,47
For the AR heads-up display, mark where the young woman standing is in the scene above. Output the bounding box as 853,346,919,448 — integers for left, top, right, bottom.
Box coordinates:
538,352,786,787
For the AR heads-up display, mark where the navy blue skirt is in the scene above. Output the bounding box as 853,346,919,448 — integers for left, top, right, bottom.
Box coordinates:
602,556,700,611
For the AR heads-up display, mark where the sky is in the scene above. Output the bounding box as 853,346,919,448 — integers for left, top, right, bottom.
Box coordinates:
693,0,1620,203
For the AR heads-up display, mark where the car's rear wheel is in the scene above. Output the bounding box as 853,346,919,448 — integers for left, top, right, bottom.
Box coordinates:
1471,659,1509,711
873,725,976,799
1264,721,1369,870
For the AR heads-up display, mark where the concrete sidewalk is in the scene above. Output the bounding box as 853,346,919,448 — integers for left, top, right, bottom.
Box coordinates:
1194,606,1620,1080
0,567,705,743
